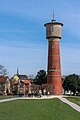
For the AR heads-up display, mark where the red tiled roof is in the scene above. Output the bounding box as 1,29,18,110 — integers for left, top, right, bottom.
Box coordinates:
14,81,18,85
22,80,31,84
14,79,31,85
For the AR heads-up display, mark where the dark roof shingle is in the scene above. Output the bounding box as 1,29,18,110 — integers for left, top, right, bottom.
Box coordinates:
17,75,28,80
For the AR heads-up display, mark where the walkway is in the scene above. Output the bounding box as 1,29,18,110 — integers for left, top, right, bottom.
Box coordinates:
0,98,18,103
0,96,80,112
58,97,80,112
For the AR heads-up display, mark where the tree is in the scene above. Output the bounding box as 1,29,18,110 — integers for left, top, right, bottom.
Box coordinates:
0,65,8,76
77,78,80,94
63,74,79,95
34,70,47,85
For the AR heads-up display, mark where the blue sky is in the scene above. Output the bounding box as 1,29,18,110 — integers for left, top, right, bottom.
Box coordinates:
0,0,80,77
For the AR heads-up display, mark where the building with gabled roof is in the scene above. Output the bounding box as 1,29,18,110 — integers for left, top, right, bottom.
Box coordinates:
0,76,10,95
11,73,31,95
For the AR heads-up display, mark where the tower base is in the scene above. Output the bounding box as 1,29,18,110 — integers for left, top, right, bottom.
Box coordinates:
47,75,62,95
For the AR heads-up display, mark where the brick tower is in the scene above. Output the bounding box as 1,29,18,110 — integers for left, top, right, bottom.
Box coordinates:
44,17,63,95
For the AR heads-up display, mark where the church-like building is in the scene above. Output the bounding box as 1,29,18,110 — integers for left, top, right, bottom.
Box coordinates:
11,73,31,95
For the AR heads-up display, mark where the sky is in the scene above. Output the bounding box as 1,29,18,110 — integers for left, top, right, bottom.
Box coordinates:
0,0,80,77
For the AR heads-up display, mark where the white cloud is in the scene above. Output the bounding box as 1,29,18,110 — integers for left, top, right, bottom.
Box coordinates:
0,43,48,76
0,0,80,76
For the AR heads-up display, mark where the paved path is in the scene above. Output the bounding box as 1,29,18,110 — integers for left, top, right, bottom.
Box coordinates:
0,96,80,112
59,97,80,112
0,98,18,103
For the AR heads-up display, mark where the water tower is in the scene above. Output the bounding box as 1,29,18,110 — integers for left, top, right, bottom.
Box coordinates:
44,16,63,95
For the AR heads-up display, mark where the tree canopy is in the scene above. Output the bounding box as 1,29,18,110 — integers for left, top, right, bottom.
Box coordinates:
62,74,80,95
0,65,8,76
33,70,47,85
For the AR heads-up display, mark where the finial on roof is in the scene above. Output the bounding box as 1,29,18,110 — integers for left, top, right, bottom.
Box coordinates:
17,68,19,75
53,9,54,20
52,9,56,22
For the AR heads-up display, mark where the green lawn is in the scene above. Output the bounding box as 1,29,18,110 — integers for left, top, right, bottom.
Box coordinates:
65,96,80,106
0,98,80,120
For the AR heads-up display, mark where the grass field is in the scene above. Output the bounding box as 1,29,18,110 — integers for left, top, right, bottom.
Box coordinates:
65,96,80,106
0,98,80,120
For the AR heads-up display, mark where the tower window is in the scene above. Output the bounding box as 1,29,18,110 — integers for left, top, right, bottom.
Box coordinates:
52,44,55,48
51,26,54,32
52,65,56,69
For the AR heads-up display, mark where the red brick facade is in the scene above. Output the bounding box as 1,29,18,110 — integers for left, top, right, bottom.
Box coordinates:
47,39,62,94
